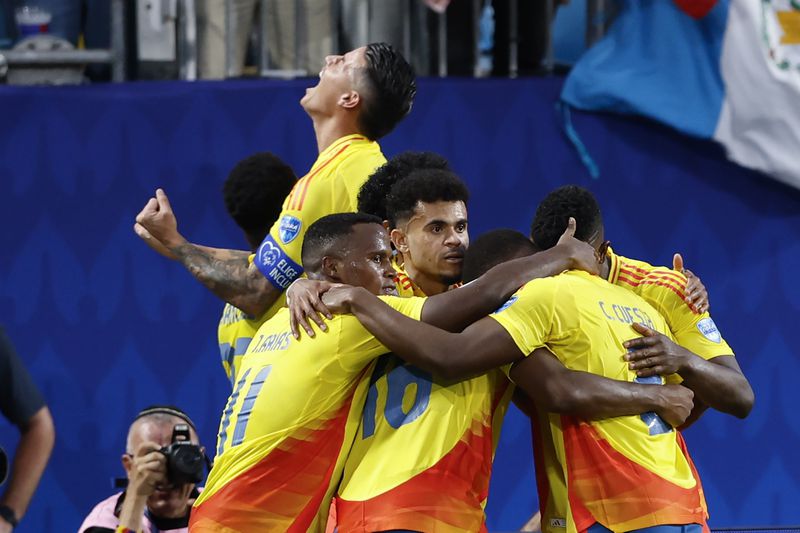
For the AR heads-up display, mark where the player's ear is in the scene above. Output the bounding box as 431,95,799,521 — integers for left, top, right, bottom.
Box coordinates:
321,256,343,281
338,90,361,110
390,228,409,254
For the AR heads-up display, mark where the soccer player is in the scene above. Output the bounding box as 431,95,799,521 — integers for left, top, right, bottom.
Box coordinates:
529,185,754,423
133,43,416,320
217,153,297,383
190,213,422,532
331,168,482,532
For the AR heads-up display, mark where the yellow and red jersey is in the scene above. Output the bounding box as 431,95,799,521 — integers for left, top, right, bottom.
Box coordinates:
191,296,425,533
490,271,708,533
254,134,386,291
217,298,284,385
333,261,513,533
607,248,734,361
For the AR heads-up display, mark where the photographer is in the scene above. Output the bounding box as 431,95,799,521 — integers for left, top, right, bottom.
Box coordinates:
78,406,205,533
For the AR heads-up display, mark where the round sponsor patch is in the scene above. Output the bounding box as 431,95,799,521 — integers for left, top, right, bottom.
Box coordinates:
494,295,518,314
278,215,302,244
697,317,721,343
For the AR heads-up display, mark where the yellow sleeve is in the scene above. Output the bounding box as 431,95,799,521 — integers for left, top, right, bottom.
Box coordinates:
377,295,427,321
253,178,336,290
639,276,734,360
335,296,426,372
488,280,557,358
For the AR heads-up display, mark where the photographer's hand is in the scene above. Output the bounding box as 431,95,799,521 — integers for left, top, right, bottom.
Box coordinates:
119,442,167,530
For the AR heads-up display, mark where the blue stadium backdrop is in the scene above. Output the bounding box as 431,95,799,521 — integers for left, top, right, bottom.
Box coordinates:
0,76,798,532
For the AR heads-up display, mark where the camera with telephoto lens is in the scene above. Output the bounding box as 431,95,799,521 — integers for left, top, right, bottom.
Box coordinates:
159,424,204,485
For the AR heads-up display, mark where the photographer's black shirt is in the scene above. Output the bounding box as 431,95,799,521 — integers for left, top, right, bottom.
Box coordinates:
0,326,46,428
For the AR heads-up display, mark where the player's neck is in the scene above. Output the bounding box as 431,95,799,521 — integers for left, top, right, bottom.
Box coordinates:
312,116,363,154
403,263,449,296
601,256,611,280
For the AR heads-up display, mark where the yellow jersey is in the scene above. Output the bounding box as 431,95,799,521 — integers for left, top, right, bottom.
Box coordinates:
254,135,386,290
608,248,734,361
191,296,425,533
217,298,283,385
491,271,707,533
335,262,513,533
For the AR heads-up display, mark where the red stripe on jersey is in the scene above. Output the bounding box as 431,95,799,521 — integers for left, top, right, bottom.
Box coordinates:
620,262,687,288
561,417,707,532
620,268,686,291
336,398,508,533
617,275,686,302
190,369,368,532
295,143,353,211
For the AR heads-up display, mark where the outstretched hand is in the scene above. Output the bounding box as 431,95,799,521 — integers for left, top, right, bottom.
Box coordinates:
673,253,709,314
556,217,602,276
286,279,347,339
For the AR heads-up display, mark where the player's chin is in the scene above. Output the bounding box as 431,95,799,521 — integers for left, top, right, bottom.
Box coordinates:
438,263,464,284
381,285,398,296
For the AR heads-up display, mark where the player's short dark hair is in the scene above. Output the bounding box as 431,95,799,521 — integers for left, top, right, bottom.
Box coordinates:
462,229,537,283
385,168,470,228
301,212,384,273
357,151,451,221
530,185,602,250
223,153,297,245
358,42,416,141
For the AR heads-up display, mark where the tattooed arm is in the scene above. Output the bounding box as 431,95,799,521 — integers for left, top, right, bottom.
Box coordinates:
134,189,282,316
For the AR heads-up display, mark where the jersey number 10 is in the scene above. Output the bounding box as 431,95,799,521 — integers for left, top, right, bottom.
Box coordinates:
362,357,433,439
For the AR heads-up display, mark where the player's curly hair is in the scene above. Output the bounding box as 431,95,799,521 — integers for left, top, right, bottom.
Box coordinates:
385,168,469,228
462,229,537,283
357,151,451,222
223,153,297,248
529,185,602,250
358,43,416,141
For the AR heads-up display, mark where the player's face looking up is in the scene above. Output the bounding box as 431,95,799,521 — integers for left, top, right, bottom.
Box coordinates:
301,47,368,115
392,200,469,289
321,223,398,296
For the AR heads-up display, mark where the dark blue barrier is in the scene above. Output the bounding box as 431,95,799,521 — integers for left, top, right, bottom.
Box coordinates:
0,76,798,532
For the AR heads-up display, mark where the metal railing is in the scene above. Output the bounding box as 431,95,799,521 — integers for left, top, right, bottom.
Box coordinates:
0,0,127,81
0,0,610,83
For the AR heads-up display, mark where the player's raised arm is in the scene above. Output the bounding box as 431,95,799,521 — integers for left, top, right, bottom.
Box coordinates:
135,188,285,317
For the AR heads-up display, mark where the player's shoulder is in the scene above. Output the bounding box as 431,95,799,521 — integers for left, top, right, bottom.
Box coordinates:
333,141,386,176
614,252,688,297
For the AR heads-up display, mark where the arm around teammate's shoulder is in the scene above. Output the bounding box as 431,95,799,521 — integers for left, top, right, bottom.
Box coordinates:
322,286,525,380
